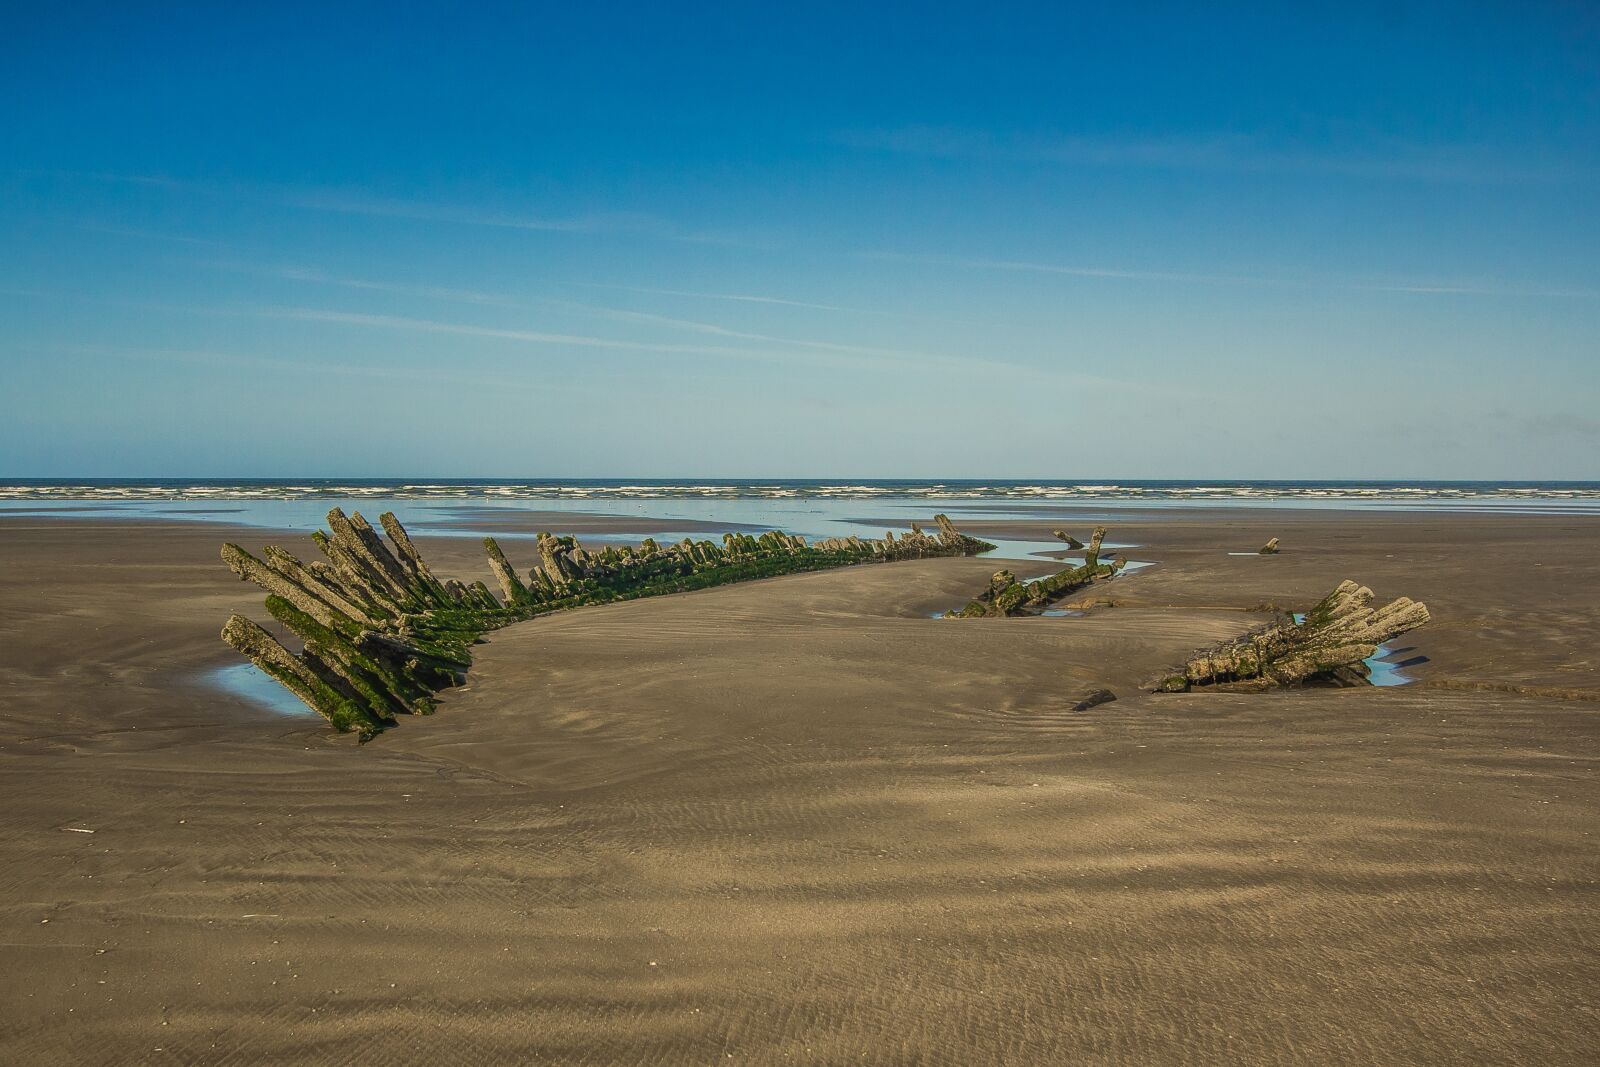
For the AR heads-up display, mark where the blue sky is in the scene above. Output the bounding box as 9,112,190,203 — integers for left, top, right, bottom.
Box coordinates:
2,2,1597,479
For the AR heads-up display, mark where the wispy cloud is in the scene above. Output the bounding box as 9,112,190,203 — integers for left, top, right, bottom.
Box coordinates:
568,282,992,328
1346,280,1600,299
51,171,189,190
242,305,883,369
224,303,1138,391
861,250,1252,287
203,261,527,308
197,261,956,360
278,189,765,246
51,342,605,395
860,250,1600,300
6,280,1148,395
12,268,949,371
573,283,868,315
546,303,934,361
75,222,227,247
48,171,770,248
835,127,1581,185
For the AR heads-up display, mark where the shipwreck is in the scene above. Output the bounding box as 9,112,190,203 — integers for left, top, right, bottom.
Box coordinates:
219,509,1431,737
221,509,994,737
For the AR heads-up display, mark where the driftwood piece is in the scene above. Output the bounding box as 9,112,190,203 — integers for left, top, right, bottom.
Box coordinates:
1070,688,1117,712
222,510,993,738
948,526,1124,618
1154,579,1430,691
1259,537,1281,555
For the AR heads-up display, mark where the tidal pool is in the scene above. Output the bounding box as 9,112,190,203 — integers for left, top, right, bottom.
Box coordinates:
208,662,317,717
1364,645,1418,686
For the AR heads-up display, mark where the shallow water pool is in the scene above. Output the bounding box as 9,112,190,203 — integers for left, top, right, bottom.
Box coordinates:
208,663,317,717
1364,645,1413,686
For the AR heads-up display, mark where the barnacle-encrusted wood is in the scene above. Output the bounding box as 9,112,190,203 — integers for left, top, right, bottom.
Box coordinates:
947,525,1125,618
221,508,994,737
1154,579,1431,692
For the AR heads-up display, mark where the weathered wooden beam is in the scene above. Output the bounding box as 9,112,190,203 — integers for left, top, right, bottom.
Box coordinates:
262,546,386,625
378,511,456,608
311,530,407,617
483,537,532,605
325,508,413,604
221,543,362,633
1084,526,1107,566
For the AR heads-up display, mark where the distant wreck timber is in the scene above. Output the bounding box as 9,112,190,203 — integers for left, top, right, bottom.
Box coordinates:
221,508,994,738
947,526,1126,618
1155,579,1430,692
1259,537,1281,554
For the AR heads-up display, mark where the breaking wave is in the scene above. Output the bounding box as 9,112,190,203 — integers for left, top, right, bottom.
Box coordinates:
2,478,1597,506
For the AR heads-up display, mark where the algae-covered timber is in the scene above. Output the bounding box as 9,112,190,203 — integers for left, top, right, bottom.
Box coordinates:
946,525,1125,618
1153,579,1430,692
221,509,994,738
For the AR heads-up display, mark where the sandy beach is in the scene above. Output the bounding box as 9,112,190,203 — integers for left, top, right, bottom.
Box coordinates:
1,509,1596,1064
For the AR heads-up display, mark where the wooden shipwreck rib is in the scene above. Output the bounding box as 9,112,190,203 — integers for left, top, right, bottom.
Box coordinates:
947,526,1125,618
221,508,994,737
1154,579,1431,691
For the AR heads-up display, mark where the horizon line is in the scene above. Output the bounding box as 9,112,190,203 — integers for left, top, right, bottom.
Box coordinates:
3,476,1597,486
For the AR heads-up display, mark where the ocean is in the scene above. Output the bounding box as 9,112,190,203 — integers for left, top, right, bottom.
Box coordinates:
3,477,1597,505
4,478,1595,554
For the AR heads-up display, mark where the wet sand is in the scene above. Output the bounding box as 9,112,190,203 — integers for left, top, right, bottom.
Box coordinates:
1,510,1596,1064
